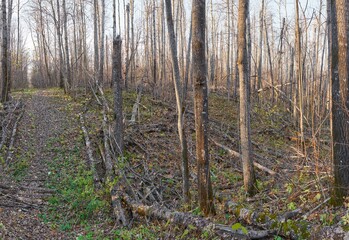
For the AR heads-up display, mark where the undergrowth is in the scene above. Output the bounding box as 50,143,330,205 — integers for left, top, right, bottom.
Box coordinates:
10,88,342,239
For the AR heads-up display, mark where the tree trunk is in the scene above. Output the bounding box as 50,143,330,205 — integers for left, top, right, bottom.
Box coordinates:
1,0,9,102
63,0,71,90
330,0,349,204
191,0,215,216
113,19,124,157
125,3,130,90
7,0,13,92
99,0,106,86
164,0,190,205
152,0,157,97
237,0,256,196
94,0,99,86
257,0,265,92
53,0,65,90
226,0,231,99
264,18,275,103
295,0,304,151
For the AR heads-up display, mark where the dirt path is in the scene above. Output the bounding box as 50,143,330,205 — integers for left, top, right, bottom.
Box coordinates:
0,90,72,239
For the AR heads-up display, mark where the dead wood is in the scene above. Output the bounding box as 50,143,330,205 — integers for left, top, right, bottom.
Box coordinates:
101,102,113,178
311,225,349,239
130,86,142,124
0,101,22,153
0,184,55,194
120,193,271,239
6,110,24,164
211,139,276,176
225,201,303,239
79,113,100,183
18,186,56,194
302,197,330,220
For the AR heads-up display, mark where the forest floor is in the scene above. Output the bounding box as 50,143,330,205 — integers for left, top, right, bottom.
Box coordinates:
0,88,346,239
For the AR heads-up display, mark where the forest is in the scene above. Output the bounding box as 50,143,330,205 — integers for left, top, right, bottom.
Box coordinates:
0,0,348,239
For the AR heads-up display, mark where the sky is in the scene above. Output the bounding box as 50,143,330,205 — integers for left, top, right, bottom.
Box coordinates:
16,0,325,57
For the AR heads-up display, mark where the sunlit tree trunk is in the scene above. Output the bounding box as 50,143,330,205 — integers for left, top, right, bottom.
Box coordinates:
237,0,256,196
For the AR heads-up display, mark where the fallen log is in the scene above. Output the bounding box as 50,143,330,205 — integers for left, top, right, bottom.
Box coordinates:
121,193,271,239
225,201,305,240
211,139,276,176
311,225,349,239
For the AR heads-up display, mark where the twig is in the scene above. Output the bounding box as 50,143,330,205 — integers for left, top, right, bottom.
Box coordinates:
301,197,330,220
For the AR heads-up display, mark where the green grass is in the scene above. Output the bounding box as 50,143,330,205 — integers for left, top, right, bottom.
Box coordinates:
43,135,110,235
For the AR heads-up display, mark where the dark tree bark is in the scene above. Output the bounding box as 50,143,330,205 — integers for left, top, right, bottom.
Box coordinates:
330,0,349,204
237,0,256,196
7,0,13,92
191,0,215,216
1,0,9,102
113,13,124,157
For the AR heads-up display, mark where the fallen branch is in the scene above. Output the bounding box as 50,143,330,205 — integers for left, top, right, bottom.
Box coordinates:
79,113,100,184
302,197,330,220
0,101,22,153
6,110,24,164
211,139,276,176
130,86,142,124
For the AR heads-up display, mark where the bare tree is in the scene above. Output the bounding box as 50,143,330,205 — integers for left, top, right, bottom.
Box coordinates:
295,0,304,151
191,0,215,216
1,0,9,102
164,0,190,205
94,0,99,85
226,0,231,99
63,0,71,90
113,10,123,157
256,0,264,93
330,0,349,204
237,0,256,196
99,0,106,86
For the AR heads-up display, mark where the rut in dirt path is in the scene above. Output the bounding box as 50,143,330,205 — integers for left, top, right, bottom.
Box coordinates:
0,90,74,239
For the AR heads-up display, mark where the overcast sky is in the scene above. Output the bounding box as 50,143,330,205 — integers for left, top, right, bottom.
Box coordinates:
17,0,325,57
